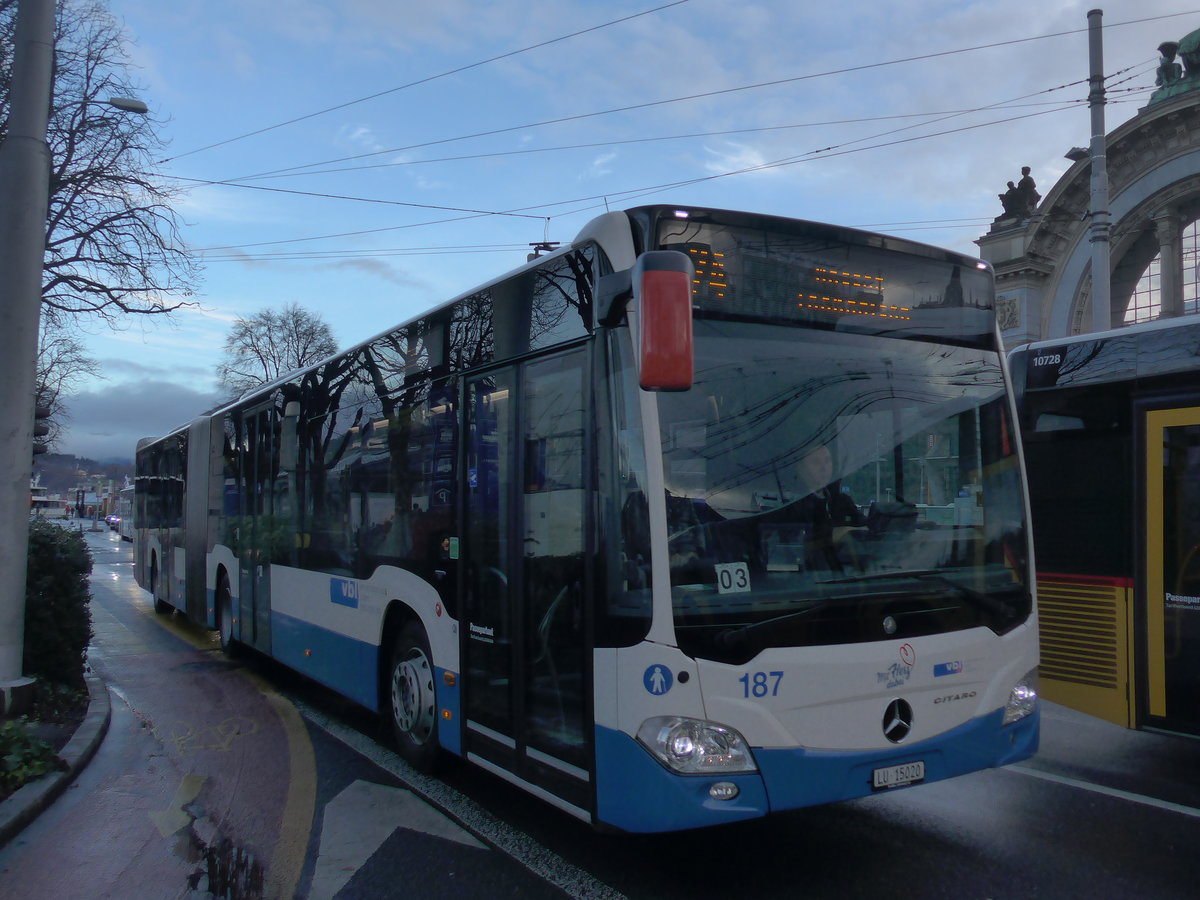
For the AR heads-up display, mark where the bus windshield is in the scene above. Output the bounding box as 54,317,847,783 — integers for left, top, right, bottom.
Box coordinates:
654,313,1030,665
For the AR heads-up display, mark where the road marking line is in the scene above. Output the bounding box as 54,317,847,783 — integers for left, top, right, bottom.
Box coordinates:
1011,764,1200,820
240,669,317,900
293,697,626,900
310,780,486,900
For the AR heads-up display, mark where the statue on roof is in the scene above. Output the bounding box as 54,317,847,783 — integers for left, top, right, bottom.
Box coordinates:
1156,41,1183,89
1149,28,1200,106
997,167,1040,221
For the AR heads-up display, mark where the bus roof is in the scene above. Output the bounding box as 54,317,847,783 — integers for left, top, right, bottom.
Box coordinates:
1010,313,1200,391
145,203,998,449
1010,312,1200,356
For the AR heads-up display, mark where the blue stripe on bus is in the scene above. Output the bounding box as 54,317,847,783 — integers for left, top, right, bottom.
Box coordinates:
594,708,1039,833
271,611,380,710
754,708,1039,812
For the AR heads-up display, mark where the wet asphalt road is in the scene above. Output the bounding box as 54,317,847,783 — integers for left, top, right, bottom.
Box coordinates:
0,529,572,899
2,527,1200,898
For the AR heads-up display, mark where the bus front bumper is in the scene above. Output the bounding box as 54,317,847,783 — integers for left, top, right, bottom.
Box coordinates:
594,708,1039,833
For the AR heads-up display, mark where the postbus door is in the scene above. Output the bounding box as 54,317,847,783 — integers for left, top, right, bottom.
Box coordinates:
461,351,591,815
237,402,277,652
1144,405,1200,735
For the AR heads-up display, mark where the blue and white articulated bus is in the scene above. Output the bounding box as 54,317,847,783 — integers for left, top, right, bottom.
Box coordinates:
134,205,1039,833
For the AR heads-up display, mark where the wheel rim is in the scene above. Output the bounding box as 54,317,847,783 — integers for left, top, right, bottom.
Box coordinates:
392,647,434,744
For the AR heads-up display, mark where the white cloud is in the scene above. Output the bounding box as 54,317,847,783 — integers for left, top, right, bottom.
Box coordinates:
583,151,618,180
336,123,387,155
702,142,773,178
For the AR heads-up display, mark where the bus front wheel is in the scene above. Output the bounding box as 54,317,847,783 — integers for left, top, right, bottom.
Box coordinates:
388,622,439,772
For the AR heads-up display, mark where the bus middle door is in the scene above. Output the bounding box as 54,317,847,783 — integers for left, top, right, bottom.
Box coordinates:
238,401,277,652
462,351,591,816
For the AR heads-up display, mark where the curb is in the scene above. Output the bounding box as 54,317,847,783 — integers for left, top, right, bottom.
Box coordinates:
0,671,111,849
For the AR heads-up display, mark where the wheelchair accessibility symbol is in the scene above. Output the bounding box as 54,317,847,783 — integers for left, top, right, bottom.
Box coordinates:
644,664,673,695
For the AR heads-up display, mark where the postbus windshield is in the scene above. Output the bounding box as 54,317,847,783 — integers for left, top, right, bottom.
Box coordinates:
646,214,1031,664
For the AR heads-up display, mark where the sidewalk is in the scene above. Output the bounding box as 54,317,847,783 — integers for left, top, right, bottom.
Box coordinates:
0,671,111,847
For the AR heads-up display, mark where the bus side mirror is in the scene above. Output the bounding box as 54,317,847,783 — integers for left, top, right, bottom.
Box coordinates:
633,250,694,391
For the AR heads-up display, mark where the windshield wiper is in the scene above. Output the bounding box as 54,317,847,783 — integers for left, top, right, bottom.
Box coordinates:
713,602,827,654
828,569,1023,622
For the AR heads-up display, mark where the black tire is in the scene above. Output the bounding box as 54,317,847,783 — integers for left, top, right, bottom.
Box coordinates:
388,621,440,772
216,573,238,656
150,556,171,615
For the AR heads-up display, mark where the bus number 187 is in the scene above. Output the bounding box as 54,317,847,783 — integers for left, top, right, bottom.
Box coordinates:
740,671,784,698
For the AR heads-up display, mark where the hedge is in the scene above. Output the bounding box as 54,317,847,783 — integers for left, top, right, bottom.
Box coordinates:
23,519,93,690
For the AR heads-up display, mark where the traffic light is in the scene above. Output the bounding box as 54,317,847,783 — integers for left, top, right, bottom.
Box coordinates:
32,403,51,456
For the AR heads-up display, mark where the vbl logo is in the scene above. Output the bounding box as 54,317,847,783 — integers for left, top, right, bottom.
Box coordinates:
330,578,359,608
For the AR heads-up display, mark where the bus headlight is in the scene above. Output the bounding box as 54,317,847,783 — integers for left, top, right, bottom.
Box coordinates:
636,716,757,774
1003,668,1039,725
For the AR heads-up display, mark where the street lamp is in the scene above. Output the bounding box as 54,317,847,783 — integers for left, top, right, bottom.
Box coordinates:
105,96,149,115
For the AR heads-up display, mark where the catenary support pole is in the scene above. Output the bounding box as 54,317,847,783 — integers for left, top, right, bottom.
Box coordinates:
0,0,56,714
1088,8,1112,333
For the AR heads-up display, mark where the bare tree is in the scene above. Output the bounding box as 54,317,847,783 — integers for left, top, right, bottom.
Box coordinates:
218,303,339,400
35,323,100,453
0,0,201,327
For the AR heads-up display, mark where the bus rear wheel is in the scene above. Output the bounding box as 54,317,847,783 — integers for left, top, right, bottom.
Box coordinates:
217,574,237,655
150,557,171,615
388,622,439,772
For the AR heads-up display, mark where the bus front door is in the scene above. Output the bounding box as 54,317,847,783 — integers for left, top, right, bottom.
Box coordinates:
1145,405,1200,735
462,352,591,817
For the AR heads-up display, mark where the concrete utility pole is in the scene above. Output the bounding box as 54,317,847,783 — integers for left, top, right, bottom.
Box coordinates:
0,0,56,714
1087,8,1112,333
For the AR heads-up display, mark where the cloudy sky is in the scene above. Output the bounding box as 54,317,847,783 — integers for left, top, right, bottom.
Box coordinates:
54,0,1199,460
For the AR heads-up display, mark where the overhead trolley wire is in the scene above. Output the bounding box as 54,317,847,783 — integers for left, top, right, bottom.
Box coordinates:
177,15,1194,258
159,0,695,165
217,10,1200,185
185,101,1078,255
165,175,547,220
539,105,1082,220
243,101,1094,181
169,74,1093,239
238,61,1157,183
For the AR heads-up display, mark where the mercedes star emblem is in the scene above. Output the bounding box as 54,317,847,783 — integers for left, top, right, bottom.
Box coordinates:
883,698,914,743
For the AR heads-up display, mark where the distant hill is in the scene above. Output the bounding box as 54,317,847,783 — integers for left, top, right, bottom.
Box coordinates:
32,453,133,494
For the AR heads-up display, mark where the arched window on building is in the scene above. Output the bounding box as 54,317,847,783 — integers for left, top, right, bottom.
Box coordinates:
1124,219,1200,324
